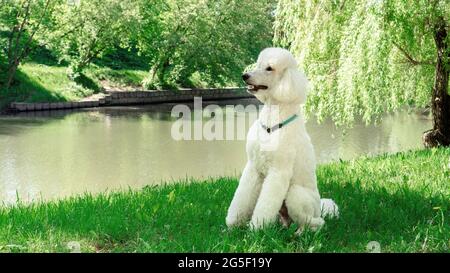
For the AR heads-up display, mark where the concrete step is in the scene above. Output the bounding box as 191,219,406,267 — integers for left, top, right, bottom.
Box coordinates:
10,88,250,112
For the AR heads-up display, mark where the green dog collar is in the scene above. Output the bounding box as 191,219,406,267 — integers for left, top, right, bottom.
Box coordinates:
261,114,298,134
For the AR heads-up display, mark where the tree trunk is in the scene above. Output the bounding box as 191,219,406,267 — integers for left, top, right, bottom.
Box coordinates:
423,17,450,147
5,61,19,90
158,58,171,88
149,57,171,89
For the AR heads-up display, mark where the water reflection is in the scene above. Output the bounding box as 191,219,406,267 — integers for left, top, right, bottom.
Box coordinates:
0,99,431,203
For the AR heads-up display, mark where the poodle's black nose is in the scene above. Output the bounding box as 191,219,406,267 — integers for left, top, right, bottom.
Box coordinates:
242,73,250,81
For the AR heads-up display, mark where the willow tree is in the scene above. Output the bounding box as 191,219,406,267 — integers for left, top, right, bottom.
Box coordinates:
274,0,449,147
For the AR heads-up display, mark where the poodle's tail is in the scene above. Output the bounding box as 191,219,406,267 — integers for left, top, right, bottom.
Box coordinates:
320,198,339,218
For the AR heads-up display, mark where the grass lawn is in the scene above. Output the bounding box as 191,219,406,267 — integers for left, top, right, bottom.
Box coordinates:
0,148,449,253
0,62,148,109
9,63,94,102
0,46,151,109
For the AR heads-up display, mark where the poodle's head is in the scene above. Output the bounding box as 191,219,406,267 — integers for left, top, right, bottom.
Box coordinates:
242,47,309,104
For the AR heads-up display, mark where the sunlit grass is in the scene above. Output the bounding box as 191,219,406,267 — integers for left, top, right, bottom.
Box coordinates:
0,148,449,253
1,63,149,109
2,63,93,106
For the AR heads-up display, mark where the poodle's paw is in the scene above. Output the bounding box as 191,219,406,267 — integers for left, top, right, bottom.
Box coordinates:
310,217,325,231
320,198,339,218
225,215,240,228
295,217,325,236
248,221,260,231
226,212,249,228
249,218,265,231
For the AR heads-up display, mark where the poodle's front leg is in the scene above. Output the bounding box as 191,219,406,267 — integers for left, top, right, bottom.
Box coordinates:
226,162,262,227
250,168,291,230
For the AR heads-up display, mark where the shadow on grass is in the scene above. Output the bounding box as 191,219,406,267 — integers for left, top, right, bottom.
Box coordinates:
73,73,101,93
92,47,150,71
317,180,448,252
1,176,447,252
0,69,67,109
25,45,67,67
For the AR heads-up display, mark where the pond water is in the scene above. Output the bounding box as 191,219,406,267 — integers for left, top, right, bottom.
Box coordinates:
0,99,431,203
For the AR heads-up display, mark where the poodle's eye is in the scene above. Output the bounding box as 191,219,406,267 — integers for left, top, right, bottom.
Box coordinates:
266,66,273,71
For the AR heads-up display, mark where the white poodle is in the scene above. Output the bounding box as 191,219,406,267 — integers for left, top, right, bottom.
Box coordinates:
226,47,338,234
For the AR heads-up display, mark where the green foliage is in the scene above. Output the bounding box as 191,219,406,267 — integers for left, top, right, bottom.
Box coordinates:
2,0,274,96
93,47,149,71
46,0,142,77
0,0,62,89
138,0,275,89
274,0,449,126
0,148,449,252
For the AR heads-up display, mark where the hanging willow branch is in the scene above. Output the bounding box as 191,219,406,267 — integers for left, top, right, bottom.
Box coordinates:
392,41,435,66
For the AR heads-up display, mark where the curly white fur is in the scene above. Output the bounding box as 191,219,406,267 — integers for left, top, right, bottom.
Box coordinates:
226,48,338,233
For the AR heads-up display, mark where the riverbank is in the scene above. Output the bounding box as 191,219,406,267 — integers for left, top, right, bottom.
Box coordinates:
0,60,242,111
8,88,251,112
2,63,250,113
0,148,448,253
0,63,147,109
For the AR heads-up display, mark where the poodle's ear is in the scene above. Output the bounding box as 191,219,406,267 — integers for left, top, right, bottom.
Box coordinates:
276,68,309,104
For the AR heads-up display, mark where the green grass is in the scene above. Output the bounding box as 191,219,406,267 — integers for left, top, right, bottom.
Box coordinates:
0,62,148,109
16,63,94,101
0,46,149,109
86,66,148,88
0,148,449,253
1,63,94,109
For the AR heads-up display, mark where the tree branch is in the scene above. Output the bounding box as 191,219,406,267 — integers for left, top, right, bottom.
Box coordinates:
339,0,347,10
18,0,52,61
393,41,435,66
11,0,31,64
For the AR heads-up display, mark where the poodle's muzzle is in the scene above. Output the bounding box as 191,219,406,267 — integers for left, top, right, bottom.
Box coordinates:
242,73,268,93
